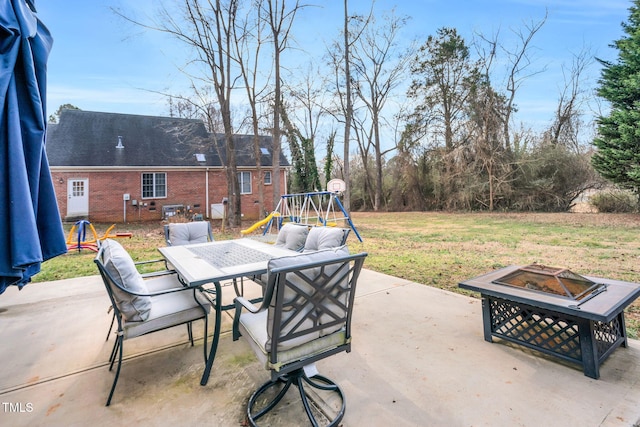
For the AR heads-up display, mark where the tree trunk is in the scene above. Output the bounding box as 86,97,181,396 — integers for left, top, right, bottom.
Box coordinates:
343,0,352,212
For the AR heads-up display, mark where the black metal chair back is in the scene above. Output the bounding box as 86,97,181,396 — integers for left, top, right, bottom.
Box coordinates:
233,248,367,426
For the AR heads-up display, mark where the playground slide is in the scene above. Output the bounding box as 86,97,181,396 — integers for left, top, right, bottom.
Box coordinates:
241,213,275,235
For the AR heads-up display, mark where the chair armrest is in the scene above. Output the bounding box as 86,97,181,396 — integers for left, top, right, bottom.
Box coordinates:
135,258,172,275
141,269,177,279
232,296,263,341
107,270,194,297
145,286,192,296
135,258,166,266
134,284,195,297
235,296,261,313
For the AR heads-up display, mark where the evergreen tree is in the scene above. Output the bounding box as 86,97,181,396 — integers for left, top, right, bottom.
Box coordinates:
592,1,640,200
48,104,80,124
281,103,321,193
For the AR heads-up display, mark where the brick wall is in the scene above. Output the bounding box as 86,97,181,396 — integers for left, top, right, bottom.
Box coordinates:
51,168,284,223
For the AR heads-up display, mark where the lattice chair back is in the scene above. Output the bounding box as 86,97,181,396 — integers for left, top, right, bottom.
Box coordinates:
233,246,367,426
266,246,356,369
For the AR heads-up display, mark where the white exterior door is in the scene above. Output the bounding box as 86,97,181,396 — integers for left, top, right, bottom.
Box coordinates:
67,178,89,217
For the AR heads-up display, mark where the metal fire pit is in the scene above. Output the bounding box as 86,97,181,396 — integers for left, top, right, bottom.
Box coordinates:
492,264,603,301
459,265,640,379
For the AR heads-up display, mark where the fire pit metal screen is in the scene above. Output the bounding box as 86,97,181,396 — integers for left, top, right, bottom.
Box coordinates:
492,264,601,301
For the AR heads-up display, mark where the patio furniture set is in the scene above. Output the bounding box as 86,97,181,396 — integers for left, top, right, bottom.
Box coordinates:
94,221,366,426
93,221,640,426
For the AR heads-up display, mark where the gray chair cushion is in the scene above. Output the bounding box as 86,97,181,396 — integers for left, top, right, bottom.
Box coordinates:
168,222,211,246
102,239,151,322
239,310,346,371
122,281,211,339
274,223,309,252
303,227,349,252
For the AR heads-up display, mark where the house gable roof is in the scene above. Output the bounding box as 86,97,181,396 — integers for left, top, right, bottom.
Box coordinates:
46,110,288,168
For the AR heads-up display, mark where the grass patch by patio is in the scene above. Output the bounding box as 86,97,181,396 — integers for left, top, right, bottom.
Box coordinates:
37,211,640,338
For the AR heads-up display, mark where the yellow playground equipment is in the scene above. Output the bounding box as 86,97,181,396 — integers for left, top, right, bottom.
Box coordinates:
66,220,133,252
241,191,362,242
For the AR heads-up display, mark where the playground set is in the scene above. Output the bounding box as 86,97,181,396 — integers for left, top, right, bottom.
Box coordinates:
66,185,361,251
241,190,362,242
66,220,133,252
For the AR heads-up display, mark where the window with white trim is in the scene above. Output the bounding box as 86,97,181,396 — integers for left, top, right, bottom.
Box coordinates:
142,172,167,198
264,171,272,185
72,180,85,197
238,171,251,194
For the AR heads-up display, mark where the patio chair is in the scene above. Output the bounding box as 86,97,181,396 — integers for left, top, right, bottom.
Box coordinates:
103,256,193,341
250,223,311,288
302,226,350,252
164,221,213,246
273,223,310,252
164,221,252,301
232,246,367,426
162,221,214,285
95,239,211,406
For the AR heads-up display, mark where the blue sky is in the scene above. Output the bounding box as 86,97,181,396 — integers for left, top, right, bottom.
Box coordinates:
36,0,630,132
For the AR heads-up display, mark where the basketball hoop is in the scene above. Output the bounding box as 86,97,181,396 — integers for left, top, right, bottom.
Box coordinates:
327,179,346,193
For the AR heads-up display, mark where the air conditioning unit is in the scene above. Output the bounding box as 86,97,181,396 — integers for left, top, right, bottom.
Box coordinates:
162,204,184,219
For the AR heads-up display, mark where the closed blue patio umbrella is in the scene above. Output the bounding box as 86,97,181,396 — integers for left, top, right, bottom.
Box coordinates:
0,0,67,293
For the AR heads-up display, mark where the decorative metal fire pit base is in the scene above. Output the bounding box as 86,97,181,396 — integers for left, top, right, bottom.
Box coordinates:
486,296,624,378
459,265,640,379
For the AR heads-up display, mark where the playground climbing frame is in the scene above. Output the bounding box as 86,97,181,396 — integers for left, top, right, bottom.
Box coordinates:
242,191,362,242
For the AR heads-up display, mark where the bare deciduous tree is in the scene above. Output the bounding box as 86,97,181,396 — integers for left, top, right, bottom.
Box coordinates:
497,12,547,151
232,2,268,217
350,9,410,210
326,1,370,210
546,47,593,152
342,0,353,211
261,0,302,207
114,0,243,226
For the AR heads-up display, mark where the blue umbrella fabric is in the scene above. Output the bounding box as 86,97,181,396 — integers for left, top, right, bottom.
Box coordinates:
0,0,67,293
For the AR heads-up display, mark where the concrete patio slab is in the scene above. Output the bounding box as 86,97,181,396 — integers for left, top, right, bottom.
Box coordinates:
1,269,639,426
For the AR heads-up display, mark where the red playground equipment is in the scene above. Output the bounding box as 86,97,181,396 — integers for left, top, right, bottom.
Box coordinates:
66,220,133,252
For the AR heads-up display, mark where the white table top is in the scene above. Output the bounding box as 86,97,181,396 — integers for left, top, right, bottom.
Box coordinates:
158,238,296,286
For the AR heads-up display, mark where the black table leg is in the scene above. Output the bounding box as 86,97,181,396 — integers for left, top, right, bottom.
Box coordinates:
481,295,493,342
200,281,222,386
619,312,629,348
577,318,599,379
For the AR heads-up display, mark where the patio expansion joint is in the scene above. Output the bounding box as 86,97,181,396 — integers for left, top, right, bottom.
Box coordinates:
0,338,208,396
356,281,414,299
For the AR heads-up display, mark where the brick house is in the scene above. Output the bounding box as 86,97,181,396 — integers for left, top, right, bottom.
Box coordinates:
46,110,289,223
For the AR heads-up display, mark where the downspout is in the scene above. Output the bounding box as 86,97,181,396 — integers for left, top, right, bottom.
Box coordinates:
205,168,210,218
283,168,288,195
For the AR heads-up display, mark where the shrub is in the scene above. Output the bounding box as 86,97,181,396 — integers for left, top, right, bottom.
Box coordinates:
589,190,638,213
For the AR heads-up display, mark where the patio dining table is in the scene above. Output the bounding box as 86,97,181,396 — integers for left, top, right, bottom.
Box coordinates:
158,238,296,386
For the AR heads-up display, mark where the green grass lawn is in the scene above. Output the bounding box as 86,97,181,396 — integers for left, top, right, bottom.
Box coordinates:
38,211,640,337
